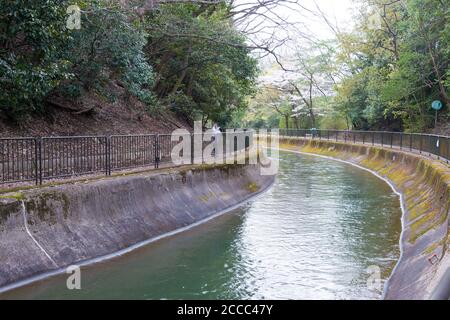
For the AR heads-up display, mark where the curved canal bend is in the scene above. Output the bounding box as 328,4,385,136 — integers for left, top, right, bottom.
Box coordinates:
1,150,402,300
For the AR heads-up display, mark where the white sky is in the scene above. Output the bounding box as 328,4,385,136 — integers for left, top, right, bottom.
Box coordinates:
300,0,355,39
234,0,356,68
233,0,357,84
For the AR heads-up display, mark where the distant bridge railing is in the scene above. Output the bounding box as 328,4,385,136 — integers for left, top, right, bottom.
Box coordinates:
277,129,450,164
0,130,254,186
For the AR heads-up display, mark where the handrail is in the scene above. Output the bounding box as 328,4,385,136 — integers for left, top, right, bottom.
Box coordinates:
275,129,450,164
276,128,449,139
0,131,253,186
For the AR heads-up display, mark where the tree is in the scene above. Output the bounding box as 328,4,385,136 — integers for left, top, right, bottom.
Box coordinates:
0,0,262,126
281,43,336,128
57,1,155,106
144,3,258,125
0,0,156,118
331,0,448,132
0,0,72,118
382,0,449,131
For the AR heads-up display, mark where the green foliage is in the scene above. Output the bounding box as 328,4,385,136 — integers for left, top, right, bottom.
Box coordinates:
242,85,284,128
0,0,72,118
334,0,449,132
144,3,258,126
0,0,156,119
1,1,257,126
60,1,155,104
318,111,348,130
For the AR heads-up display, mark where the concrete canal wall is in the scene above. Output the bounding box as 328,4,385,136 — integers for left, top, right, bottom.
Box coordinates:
0,162,275,291
277,137,450,300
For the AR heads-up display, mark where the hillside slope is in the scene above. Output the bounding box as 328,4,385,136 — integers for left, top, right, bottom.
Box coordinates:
0,82,190,137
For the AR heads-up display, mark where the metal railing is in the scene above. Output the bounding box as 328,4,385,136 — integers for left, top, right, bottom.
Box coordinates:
0,130,253,186
277,129,450,164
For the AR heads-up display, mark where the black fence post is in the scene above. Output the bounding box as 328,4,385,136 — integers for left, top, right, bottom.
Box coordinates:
429,135,432,156
105,136,111,176
244,129,250,148
381,133,384,147
37,137,43,185
154,134,160,169
372,132,374,146
409,134,412,151
191,133,195,165
447,137,449,164
390,133,393,148
419,135,423,154
34,138,39,185
399,133,403,150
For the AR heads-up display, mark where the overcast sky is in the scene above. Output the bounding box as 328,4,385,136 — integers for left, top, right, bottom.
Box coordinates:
233,0,357,80
234,0,356,68
301,0,354,38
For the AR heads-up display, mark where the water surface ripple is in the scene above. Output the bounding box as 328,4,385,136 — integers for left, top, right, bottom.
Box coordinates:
1,151,402,300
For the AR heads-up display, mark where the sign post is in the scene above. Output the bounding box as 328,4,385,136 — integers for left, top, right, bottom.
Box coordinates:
432,100,443,132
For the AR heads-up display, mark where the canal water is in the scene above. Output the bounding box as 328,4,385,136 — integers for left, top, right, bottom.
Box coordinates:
1,150,402,300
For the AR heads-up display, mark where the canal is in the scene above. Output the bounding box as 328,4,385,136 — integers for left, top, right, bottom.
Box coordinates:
1,150,402,300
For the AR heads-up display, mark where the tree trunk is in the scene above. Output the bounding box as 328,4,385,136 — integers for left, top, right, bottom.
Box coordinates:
170,45,192,96
428,42,450,108
309,80,316,127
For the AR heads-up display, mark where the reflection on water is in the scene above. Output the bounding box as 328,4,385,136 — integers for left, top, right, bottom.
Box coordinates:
1,151,402,300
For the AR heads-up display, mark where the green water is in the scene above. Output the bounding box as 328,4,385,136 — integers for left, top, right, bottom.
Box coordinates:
1,151,402,300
